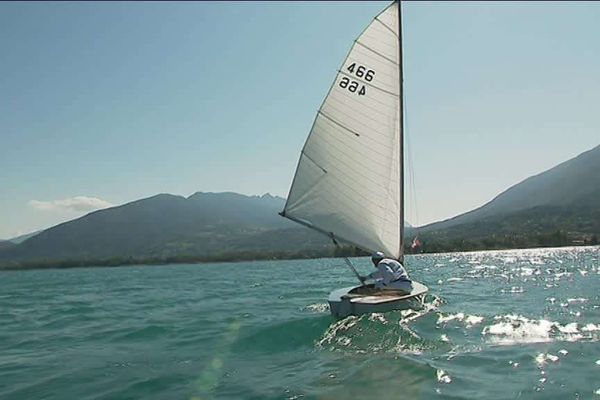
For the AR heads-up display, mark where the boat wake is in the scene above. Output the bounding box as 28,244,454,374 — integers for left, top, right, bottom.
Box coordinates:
316,295,443,354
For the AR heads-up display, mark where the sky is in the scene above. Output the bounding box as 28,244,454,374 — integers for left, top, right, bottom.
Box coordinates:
1,1,599,239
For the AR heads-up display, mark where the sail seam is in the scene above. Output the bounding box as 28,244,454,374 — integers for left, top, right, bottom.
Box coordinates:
374,17,399,39
307,132,395,184
312,167,394,214
328,91,397,121
313,118,394,168
324,99,398,141
301,151,328,173
295,156,392,213
354,40,398,66
338,69,398,97
317,111,360,137
330,80,399,111
288,177,399,232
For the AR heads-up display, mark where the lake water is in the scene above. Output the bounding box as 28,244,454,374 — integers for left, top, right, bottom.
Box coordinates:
1,246,599,399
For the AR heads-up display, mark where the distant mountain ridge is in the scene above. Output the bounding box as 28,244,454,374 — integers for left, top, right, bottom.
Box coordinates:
7,230,42,244
0,192,334,268
1,144,599,269
419,144,600,251
422,145,600,231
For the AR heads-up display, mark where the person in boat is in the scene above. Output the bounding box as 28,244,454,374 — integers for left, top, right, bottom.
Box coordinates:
359,251,413,293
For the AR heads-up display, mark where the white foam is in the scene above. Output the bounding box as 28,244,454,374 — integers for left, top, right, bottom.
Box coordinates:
304,303,329,313
317,316,359,347
399,309,421,321
535,353,559,367
558,323,579,334
482,314,598,344
368,313,388,324
582,323,600,332
483,315,555,344
436,369,452,384
554,272,572,280
567,298,588,304
440,334,450,342
447,277,463,282
520,267,535,276
336,336,351,346
438,313,485,330
501,286,525,294
472,264,498,271
465,315,484,326
529,258,545,265
438,312,465,324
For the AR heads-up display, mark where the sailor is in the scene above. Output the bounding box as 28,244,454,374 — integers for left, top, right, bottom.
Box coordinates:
360,251,413,293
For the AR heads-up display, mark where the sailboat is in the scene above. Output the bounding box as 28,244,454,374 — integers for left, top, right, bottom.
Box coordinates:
280,1,428,319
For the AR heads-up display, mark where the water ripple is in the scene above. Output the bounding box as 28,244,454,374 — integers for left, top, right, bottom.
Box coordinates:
0,246,598,399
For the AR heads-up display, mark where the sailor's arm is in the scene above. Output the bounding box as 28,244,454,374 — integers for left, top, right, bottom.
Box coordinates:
364,265,385,280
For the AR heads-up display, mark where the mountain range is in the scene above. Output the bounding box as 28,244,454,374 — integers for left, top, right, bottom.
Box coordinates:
0,240,15,252
1,144,598,269
418,144,600,251
0,193,332,268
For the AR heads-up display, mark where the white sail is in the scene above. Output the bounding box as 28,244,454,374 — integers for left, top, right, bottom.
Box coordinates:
282,2,403,259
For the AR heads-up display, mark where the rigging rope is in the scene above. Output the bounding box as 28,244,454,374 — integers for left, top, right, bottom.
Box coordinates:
404,77,422,253
330,234,365,285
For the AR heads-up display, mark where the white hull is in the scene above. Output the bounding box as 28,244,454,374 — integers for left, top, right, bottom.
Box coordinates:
327,281,428,319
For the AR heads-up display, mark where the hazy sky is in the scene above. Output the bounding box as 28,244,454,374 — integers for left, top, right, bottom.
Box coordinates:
1,1,599,239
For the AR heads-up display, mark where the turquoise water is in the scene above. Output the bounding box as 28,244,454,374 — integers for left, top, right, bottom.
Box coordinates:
1,247,599,399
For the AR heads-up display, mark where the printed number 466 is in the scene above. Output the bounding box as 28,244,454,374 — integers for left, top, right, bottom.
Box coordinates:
347,63,375,81
339,77,366,96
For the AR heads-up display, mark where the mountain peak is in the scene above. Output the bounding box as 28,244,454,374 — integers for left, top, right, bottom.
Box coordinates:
187,191,285,202
0,189,298,267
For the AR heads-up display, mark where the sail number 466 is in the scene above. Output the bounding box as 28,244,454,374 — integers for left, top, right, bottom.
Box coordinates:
339,63,375,96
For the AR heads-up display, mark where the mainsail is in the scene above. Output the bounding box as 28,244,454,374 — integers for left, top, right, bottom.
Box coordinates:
282,2,404,260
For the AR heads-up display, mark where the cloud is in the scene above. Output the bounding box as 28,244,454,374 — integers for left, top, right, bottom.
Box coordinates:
28,196,114,213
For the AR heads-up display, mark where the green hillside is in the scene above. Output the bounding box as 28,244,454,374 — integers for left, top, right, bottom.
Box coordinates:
0,192,334,269
0,240,15,252
418,145,600,252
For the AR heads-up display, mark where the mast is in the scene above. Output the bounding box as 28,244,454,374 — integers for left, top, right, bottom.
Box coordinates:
397,0,405,263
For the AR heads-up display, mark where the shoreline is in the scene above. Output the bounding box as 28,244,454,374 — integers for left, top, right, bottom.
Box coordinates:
1,243,598,272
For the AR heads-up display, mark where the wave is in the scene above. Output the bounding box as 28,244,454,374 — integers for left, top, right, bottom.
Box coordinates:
316,296,443,355
481,315,600,345
437,312,484,327
233,316,332,354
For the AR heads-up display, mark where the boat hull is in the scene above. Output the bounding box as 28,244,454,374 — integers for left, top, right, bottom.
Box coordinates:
327,281,428,319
